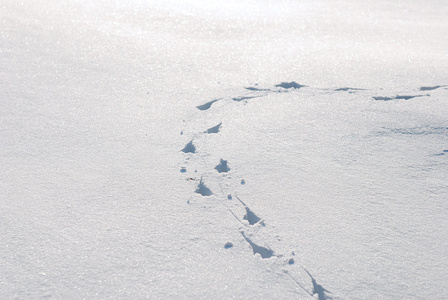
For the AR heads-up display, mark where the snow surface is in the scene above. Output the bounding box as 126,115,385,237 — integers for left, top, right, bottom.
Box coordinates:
1,0,448,299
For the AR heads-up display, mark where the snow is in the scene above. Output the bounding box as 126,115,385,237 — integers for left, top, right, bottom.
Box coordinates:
1,0,448,299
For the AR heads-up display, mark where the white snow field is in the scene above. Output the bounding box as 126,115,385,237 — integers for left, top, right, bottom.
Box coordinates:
1,0,448,299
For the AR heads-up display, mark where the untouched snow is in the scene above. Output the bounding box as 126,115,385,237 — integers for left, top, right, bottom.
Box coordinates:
1,0,448,299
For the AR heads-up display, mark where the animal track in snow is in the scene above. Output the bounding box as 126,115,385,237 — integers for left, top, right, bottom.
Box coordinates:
196,81,307,109
204,122,222,134
194,82,445,110
243,207,262,225
241,232,274,259
215,159,230,173
181,81,446,297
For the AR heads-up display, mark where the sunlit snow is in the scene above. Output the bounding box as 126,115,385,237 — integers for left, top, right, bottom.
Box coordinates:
1,0,448,299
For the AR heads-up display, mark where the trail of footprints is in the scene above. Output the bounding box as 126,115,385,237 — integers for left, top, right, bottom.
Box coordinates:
180,81,447,299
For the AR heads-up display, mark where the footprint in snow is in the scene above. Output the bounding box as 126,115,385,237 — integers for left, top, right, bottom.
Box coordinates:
195,178,213,196
241,232,274,259
204,122,222,134
224,242,233,249
215,159,230,173
236,195,264,226
182,140,196,153
243,207,262,226
303,268,332,300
